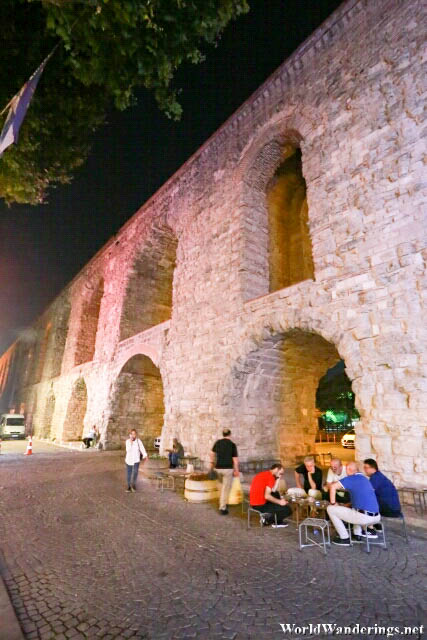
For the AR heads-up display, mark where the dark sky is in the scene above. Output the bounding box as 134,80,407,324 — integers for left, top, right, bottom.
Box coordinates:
0,0,342,353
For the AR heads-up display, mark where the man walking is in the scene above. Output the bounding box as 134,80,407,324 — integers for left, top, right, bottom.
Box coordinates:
210,429,239,515
327,461,381,545
125,429,147,493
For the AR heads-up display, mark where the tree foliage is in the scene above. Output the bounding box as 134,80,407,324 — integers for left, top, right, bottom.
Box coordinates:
316,369,359,425
0,0,248,205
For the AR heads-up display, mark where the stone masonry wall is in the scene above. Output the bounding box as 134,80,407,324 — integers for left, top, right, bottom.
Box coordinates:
0,0,425,487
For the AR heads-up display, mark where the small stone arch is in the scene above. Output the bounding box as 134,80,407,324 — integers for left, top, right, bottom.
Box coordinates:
119,222,178,341
234,109,322,302
74,278,104,366
62,378,88,441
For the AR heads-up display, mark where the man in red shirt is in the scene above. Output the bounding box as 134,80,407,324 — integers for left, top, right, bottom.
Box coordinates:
249,464,291,527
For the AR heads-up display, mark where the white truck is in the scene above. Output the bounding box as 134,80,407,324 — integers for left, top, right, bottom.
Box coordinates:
0,414,26,439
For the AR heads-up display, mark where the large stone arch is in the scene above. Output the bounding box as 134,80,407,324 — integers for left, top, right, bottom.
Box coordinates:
62,378,88,441
234,108,324,302
119,223,178,341
106,354,165,450
219,304,366,463
222,329,341,464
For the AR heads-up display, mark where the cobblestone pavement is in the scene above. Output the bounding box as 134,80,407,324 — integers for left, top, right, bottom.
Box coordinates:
0,451,425,640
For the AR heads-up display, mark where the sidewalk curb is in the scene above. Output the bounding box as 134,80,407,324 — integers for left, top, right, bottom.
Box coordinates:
0,555,24,640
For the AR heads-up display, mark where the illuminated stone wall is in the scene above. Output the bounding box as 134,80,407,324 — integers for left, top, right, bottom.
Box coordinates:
0,0,425,487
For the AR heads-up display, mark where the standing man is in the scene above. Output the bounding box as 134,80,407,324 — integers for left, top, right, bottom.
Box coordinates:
363,459,402,518
327,461,381,546
125,429,147,493
250,463,291,527
293,456,323,499
210,429,239,515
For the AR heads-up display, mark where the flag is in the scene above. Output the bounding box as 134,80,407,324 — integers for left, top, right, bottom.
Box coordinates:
0,49,56,157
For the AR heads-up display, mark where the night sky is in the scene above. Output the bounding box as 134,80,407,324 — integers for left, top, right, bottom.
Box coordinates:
0,0,342,354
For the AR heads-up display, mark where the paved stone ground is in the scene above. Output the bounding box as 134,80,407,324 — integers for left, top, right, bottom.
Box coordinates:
0,451,425,640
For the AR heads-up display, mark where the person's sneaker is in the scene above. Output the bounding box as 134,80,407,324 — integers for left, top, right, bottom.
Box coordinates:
272,523,289,528
126,487,132,493
219,508,229,515
360,529,378,539
352,535,363,542
131,486,136,493
332,536,351,546
373,523,383,531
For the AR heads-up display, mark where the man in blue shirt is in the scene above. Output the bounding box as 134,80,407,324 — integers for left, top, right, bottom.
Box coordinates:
327,461,381,546
363,459,402,517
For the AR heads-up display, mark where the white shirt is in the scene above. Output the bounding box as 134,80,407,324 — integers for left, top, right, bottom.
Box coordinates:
326,465,347,484
125,438,147,465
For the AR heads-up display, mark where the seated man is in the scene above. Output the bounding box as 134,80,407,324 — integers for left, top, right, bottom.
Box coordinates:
363,458,402,518
322,458,350,504
82,426,96,449
249,463,291,528
327,461,381,546
291,456,323,499
166,437,184,469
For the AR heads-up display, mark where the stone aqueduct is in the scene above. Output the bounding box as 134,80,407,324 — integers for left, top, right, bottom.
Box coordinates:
0,0,425,486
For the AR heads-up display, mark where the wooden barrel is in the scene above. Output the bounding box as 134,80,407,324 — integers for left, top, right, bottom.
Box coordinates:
184,478,219,503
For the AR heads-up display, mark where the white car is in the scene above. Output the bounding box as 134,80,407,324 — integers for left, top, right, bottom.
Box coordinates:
341,429,355,448
154,436,161,450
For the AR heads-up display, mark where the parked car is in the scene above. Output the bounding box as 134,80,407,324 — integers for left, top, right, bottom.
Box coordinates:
154,436,161,450
0,414,26,439
341,429,355,448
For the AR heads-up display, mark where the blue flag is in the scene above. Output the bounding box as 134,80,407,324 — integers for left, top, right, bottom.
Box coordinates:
0,50,55,157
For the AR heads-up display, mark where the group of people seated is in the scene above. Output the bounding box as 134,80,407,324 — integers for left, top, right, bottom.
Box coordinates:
248,454,403,544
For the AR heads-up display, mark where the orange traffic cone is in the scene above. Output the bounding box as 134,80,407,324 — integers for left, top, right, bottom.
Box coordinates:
24,436,33,456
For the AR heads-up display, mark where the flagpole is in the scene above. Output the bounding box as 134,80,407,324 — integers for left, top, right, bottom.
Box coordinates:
0,42,60,118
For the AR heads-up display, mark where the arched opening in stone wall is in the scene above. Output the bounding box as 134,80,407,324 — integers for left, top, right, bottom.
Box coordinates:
46,300,71,379
267,148,314,291
62,378,87,441
42,391,56,439
23,346,34,387
34,324,51,383
108,354,164,450
225,329,349,465
74,279,104,366
240,134,314,301
119,224,177,341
